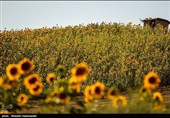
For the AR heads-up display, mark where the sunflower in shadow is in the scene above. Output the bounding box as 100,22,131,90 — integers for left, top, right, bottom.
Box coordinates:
18,58,34,75
4,79,17,90
45,90,59,103
139,86,152,101
139,86,152,95
58,92,70,104
107,87,119,101
153,92,164,104
6,64,20,81
56,65,66,78
91,81,105,99
51,90,58,97
71,62,89,82
113,95,127,108
144,72,161,89
152,92,165,110
0,75,17,90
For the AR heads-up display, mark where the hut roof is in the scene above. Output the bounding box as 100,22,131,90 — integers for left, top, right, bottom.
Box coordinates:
141,18,170,24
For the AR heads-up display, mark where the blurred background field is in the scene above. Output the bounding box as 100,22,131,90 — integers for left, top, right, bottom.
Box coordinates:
1,22,170,113
1,22,170,90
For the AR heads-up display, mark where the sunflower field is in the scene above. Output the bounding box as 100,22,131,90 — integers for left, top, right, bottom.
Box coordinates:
1,22,170,113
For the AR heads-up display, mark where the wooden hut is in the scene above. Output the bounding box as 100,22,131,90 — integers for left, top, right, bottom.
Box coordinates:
141,18,170,30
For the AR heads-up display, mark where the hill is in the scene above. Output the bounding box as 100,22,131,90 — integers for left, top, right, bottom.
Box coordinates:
1,22,170,90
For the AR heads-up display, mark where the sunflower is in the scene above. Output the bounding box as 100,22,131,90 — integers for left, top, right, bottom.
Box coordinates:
17,94,29,106
56,65,66,74
91,82,105,99
144,72,161,89
4,80,17,90
58,92,70,104
71,62,89,82
0,78,2,87
84,85,93,97
0,75,17,89
0,76,5,87
153,92,164,104
29,82,43,96
69,77,81,93
84,96,93,103
50,90,58,97
84,85,93,103
45,97,53,103
6,64,20,81
18,58,34,75
24,73,41,89
152,92,165,111
46,73,57,84
0,111,13,114
45,90,58,103
139,86,152,95
107,88,119,100
139,86,152,101
56,65,66,79
0,75,8,88
113,95,127,108
153,104,163,111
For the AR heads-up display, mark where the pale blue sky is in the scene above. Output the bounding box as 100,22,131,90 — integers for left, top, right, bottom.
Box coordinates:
1,1,170,31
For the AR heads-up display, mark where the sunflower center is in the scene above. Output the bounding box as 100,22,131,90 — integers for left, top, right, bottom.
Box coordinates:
76,67,86,76
95,86,101,94
29,77,37,84
10,68,18,75
59,68,64,73
59,93,67,99
111,90,116,95
52,93,58,97
33,85,40,91
21,97,24,101
50,78,54,82
142,88,146,93
21,62,31,71
89,89,91,94
155,96,160,102
149,77,156,84
9,80,15,85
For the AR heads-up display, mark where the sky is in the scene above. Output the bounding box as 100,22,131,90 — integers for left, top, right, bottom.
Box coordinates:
1,1,170,31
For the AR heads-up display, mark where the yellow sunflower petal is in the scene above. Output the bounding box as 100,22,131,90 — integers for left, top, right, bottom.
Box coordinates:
107,88,119,100
153,92,164,104
113,95,127,108
18,58,34,74
6,64,20,81
17,94,29,106
91,81,105,99
46,73,56,84
144,72,161,89
29,83,43,96
24,73,41,89
71,62,89,82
